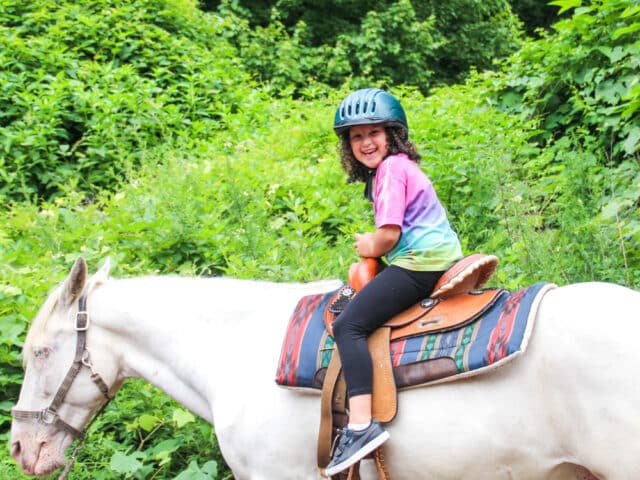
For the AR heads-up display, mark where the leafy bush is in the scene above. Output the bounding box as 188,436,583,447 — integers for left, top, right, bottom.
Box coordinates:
0,0,256,202
214,0,522,93
0,0,525,202
490,0,640,164
484,0,640,286
403,81,636,288
509,0,562,35
412,0,523,83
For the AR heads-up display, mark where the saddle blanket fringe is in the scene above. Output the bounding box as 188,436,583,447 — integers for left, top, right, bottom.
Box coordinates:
275,283,554,390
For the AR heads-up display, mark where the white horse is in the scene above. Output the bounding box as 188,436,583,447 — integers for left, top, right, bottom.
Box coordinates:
9,257,640,479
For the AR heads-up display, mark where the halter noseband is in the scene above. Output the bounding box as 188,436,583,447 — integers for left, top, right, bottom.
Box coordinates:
12,285,113,478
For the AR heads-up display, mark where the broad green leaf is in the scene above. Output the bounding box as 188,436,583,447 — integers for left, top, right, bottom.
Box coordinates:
148,438,182,457
620,4,640,18
601,198,634,220
622,127,640,155
202,460,218,477
173,408,195,428
173,460,216,480
548,0,582,15
110,451,144,475
613,23,640,39
0,284,22,297
596,46,629,63
138,414,160,431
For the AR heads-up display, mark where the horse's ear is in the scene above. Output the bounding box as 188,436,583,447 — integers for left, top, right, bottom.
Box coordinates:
60,257,88,307
90,257,112,285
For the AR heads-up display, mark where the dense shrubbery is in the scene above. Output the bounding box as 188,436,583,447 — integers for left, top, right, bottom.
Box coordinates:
213,0,522,92
491,0,640,165
0,0,259,202
509,0,560,34
0,0,638,479
487,0,640,286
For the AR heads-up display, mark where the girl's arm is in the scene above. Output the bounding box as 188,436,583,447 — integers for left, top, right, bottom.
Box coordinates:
354,225,400,258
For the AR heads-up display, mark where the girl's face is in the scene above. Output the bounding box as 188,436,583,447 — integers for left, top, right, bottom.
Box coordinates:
349,124,389,169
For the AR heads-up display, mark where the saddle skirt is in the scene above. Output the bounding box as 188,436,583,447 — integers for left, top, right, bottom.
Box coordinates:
275,282,555,391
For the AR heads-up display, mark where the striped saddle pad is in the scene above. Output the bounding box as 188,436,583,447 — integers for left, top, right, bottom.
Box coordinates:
275,283,554,390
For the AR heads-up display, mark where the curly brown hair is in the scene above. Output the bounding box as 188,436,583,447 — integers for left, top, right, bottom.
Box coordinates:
338,125,422,183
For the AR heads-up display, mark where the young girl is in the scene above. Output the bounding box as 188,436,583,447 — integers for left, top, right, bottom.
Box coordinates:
325,88,463,476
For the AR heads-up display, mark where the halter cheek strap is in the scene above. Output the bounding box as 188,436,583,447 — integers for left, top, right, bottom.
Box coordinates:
12,286,113,478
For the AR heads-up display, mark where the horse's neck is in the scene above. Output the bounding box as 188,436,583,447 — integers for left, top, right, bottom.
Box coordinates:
90,276,340,422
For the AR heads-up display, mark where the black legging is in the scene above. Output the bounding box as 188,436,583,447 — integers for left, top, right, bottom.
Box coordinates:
332,265,444,398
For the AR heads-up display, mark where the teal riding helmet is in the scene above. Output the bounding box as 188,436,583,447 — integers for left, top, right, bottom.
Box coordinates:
333,88,407,136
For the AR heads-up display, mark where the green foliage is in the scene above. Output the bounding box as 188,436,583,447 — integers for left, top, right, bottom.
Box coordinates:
74,381,228,480
509,0,563,35
484,0,640,286
0,0,256,202
1,0,638,479
217,0,437,95
412,0,523,83
490,0,640,164
338,1,437,89
214,0,523,92
402,81,636,288
0,0,524,202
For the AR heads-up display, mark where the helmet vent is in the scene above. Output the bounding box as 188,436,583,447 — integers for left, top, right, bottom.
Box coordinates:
371,100,376,112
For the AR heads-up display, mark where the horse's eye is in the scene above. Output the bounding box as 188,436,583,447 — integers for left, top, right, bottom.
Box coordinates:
32,346,52,367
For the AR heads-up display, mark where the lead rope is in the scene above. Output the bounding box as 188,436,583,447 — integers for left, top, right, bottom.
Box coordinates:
57,441,83,480
57,397,112,480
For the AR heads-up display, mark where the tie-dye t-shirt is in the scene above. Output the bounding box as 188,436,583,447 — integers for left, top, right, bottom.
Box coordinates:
373,153,462,271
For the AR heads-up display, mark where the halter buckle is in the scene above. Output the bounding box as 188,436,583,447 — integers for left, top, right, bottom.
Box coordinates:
75,311,90,331
40,408,58,425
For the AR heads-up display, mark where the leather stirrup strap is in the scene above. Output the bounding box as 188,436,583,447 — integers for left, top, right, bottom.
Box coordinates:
318,336,395,478
347,461,361,480
340,450,389,480
373,447,391,480
318,349,343,468
369,327,397,422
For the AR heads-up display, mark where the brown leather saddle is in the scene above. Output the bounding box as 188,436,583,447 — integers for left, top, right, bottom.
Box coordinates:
318,254,499,479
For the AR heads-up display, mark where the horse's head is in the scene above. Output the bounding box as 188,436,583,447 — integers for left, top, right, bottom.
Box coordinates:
10,257,119,477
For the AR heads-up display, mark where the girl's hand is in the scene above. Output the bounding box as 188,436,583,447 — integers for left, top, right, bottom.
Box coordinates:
354,225,400,258
354,232,377,258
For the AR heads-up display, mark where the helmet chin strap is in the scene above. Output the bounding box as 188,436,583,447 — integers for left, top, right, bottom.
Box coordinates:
364,169,376,202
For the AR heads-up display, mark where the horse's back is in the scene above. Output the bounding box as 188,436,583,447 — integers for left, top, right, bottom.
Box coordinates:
380,282,640,479
536,281,639,328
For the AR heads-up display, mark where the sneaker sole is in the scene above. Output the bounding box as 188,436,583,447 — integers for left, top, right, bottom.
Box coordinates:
324,430,390,477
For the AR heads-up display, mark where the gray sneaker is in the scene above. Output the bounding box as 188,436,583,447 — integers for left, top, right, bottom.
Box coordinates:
324,419,390,476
